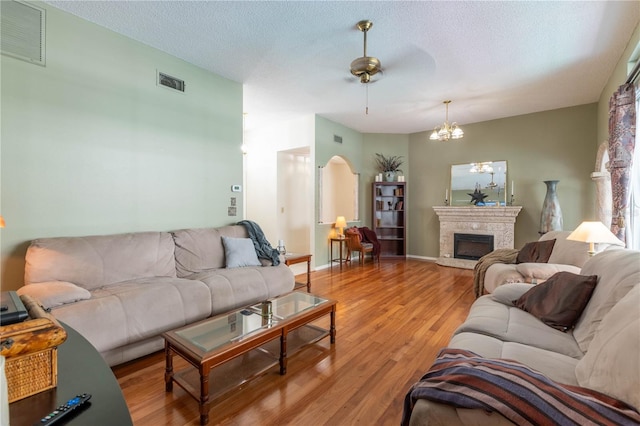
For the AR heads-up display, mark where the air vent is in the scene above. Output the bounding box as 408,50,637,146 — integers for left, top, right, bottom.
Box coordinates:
333,135,343,144
157,71,185,92
1,0,46,66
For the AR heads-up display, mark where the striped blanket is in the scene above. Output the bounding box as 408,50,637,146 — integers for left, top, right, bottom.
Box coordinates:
402,348,640,426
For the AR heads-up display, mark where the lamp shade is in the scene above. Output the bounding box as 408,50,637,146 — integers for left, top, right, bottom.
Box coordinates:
335,216,347,236
0,216,4,228
567,221,623,255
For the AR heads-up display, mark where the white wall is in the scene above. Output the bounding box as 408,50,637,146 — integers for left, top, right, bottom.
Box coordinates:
244,115,315,257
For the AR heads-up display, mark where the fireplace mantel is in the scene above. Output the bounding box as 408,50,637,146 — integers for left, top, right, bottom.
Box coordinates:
433,206,522,269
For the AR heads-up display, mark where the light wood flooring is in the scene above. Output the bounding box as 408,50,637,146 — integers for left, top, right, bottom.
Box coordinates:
113,258,475,425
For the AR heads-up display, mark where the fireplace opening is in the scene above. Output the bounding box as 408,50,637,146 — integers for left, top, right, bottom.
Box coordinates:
454,233,494,260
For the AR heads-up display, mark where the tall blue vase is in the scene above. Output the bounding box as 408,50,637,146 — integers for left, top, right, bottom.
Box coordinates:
539,180,563,235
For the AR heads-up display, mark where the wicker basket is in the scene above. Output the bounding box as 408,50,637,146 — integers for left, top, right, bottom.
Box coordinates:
0,295,67,402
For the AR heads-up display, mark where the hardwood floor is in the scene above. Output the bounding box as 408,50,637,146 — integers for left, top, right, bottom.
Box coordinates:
113,259,475,425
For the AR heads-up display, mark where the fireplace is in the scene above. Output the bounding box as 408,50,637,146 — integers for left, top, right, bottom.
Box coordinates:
454,233,494,260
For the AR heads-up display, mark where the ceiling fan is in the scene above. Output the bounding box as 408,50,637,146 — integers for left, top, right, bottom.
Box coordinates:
350,20,382,84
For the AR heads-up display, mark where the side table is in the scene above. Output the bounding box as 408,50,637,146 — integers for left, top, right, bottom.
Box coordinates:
283,253,312,292
329,237,347,266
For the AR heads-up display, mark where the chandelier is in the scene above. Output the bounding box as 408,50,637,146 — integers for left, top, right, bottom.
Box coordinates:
429,100,464,141
469,162,493,173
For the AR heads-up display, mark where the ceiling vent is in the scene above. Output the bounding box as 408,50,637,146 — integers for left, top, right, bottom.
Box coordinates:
1,0,46,66
157,71,185,92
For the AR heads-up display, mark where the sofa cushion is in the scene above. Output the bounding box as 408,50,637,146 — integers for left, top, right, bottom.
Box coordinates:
17,281,91,309
516,239,555,263
575,285,640,409
542,231,590,268
25,232,177,290
513,271,597,331
449,332,580,385
172,226,248,277
573,249,640,352
453,295,584,358
186,265,294,315
221,237,261,268
49,277,211,353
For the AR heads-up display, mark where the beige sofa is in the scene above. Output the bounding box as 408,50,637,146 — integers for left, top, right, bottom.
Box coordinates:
18,225,294,366
482,230,598,294
405,248,640,425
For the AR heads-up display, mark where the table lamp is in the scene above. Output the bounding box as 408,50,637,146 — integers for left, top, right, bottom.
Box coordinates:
567,221,624,256
335,216,347,238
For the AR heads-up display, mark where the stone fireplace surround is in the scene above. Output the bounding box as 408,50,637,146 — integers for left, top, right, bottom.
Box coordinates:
433,206,522,269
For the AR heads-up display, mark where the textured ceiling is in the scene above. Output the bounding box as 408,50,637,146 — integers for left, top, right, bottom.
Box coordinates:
45,1,639,134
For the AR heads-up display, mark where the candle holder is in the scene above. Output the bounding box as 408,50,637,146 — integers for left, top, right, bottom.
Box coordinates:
444,198,449,206
509,194,515,206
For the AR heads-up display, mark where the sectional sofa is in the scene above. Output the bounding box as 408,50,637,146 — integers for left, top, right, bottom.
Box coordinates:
477,230,616,296
18,225,295,366
404,248,640,425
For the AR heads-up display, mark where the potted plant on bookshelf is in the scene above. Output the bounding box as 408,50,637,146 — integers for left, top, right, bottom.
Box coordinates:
375,153,404,182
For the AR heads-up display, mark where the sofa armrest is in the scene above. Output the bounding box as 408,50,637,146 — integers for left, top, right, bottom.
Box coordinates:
515,263,581,283
490,282,536,305
483,263,525,293
17,281,91,310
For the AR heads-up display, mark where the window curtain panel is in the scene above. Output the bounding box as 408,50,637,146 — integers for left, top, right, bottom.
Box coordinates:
607,83,636,244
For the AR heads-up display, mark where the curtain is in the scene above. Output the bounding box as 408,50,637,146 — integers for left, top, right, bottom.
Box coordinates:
607,83,636,244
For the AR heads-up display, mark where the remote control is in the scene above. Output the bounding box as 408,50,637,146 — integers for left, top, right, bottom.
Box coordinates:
36,393,91,426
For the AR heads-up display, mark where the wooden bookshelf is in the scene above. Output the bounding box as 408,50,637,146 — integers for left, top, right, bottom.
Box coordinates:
372,182,406,258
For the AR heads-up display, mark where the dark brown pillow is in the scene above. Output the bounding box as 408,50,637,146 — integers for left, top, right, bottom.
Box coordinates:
516,239,556,264
513,271,598,331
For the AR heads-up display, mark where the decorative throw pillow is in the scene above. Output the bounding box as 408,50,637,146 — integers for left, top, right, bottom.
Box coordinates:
516,239,556,264
222,236,261,268
16,281,91,309
512,271,598,331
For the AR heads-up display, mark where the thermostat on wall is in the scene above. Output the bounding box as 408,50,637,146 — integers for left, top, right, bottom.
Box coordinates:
231,185,242,192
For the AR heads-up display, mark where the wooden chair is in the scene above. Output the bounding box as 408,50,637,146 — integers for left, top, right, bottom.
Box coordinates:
344,229,377,264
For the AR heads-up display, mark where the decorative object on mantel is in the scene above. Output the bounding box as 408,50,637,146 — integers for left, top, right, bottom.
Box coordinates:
430,100,464,141
374,153,403,182
509,180,515,206
539,180,563,235
468,185,488,205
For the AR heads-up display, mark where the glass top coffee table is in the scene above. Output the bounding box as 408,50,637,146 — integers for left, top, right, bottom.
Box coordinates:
162,291,336,425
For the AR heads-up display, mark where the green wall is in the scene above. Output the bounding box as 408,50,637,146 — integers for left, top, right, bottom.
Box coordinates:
407,104,598,258
1,3,243,290
314,116,364,266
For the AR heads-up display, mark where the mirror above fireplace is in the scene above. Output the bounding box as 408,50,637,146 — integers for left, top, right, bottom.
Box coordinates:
450,160,507,206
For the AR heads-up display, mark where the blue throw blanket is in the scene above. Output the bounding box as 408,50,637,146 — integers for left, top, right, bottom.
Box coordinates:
402,348,640,426
237,220,280,266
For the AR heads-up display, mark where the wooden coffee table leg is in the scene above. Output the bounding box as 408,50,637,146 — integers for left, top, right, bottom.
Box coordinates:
330,308,336,344
306,258,311,292
164,342,174,392
279,332,288,375
199,365,210,425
